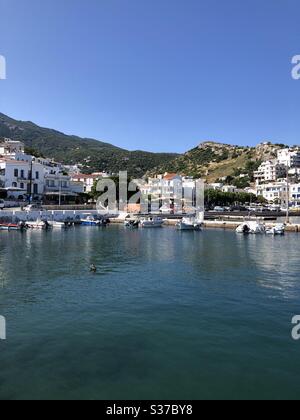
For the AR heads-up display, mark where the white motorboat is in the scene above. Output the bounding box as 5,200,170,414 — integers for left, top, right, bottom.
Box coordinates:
265,223,285,236
236,221,266,234
176,217,202,231
140,217,164,228
48,221,69,229
25,219,51,230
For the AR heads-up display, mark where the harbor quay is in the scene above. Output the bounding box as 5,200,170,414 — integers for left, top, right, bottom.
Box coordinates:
1,208,300,233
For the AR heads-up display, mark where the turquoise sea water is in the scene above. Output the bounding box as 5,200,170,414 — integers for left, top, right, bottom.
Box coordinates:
0,226,300,400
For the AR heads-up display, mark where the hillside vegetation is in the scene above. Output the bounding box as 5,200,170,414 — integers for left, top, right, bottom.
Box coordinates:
151,141,287,186
0,113,178,178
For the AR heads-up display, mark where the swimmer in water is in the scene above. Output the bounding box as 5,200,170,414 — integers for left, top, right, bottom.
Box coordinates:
90,264,97,273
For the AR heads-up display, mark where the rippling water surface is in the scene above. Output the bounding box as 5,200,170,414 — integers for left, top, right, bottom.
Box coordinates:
0,226,300,400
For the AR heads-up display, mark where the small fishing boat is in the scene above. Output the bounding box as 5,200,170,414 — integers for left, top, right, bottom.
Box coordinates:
80,215,108,226
236,221,266,234
265,223,285,236
25,219,51,230
140,217,164,228
176,217,202,231
124,219,140,229
0,222,26,231
48,221,69,229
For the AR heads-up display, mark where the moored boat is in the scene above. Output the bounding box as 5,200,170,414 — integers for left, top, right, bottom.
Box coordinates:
48,221,69,229
265,223,285,236
124,219,140,229
236,221,266,234
80,215,108,226
140,217,164,228
25,220,51,230
0,222,26,231
176,217,202,231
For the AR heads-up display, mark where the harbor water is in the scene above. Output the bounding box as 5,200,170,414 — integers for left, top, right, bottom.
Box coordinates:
0,226,300,400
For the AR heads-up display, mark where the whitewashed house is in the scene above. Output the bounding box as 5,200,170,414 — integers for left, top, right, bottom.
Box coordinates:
256,182,288,205
0,139,25,157
0,158,44,199
254,160,286,184
71,173,101,193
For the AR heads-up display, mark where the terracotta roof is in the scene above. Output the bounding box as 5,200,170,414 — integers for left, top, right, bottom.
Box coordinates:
163,173,179,181
72,173,101,179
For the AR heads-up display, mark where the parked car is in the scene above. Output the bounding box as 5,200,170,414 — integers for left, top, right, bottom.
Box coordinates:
24,203,43,212
213,206,225,212
230,205,248,212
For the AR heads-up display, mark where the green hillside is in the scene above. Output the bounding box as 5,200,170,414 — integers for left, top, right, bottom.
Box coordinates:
0,113,178,178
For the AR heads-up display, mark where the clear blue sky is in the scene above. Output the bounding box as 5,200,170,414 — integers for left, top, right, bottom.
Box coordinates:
0,0,299,152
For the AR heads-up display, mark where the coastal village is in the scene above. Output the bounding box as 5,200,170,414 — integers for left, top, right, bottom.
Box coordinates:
1,137,300,212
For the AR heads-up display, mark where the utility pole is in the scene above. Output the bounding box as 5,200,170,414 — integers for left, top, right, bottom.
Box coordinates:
286,169,290,225
29,157,33,203
59,179,62,207
28,139,33,203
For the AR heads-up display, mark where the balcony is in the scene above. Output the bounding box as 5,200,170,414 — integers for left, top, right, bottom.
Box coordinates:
44,185,71,193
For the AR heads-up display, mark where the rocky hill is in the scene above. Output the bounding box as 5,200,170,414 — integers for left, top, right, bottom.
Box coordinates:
151,141,288,187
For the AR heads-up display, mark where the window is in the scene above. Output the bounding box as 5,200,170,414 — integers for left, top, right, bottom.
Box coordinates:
33,184,38,194
12,182,17,188
14,169,18,178
35,172,39,180
20,183,24,190
20,170,24,179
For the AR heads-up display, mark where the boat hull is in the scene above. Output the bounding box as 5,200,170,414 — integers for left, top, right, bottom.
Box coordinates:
81,221,104,226
0,224,23,231
140,222,164,228
176,223,201,231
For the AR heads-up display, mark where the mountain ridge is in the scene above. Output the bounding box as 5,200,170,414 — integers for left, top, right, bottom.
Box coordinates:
0,112,178,177
150,140,289,186
0,113,290,184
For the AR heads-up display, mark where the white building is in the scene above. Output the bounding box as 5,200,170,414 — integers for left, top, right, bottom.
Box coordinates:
256,182,288,205
290,184,300,207
71,173,102,193
277,148,300,168
254,160,286,184
205,183,223,191
0,158,45,199
222,185,238,193
142,173,201,212
0,139,25,158
0,153,83,202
